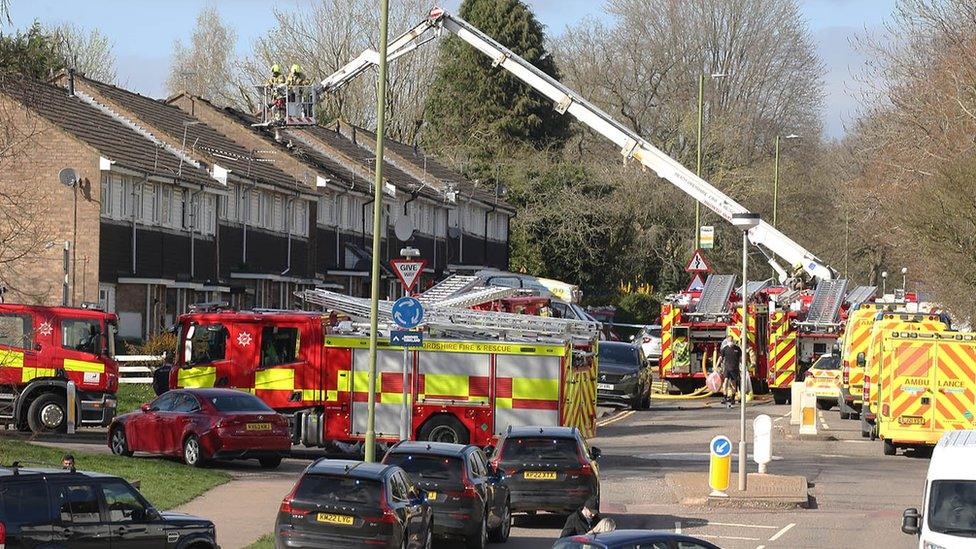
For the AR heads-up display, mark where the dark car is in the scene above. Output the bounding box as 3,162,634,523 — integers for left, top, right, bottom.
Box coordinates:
0,463,216,548
488,426,600,515
597,342,650,410
108,388,291,468
552,529,720,549
275,459,433,548
383,441,511,547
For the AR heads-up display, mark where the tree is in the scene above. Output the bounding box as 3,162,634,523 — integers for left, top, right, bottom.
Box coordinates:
51,23,117,83
0,22,62,78
422,0,571,165
165,6,242,106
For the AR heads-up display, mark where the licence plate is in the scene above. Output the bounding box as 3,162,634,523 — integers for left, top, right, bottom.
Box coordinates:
524,471,556,480
246,422,272,431
597,383,614,390
427,491,437,501
898,415,926,426
316,513,354,525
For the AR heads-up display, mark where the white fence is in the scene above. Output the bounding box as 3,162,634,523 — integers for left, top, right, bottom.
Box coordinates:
115,355,165,384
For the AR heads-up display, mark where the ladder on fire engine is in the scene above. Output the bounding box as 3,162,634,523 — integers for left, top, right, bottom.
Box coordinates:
418,274,519,309
310,7,836,281
805,278,849,325
418,275,480,303
693,274,737,316
844,285,877,309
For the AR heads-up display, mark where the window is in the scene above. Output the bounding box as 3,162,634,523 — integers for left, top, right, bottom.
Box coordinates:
318,193,334,227
470,451,489,477
0,312,32,349
293,200,308,236
101,481,149,522
189,324,227,364
0,480,53,525
100,177,110,216
677,543,714,549
384,454,463,484
160,186,172,226
171,393,201,413
928,480,976,535
260,326,299,367
207,392,272,412
61,318,101,355
273,196,283,231
389,473,408,502
295,475,381,506
55,484,101,524
500,437,580,462
150,391,180,412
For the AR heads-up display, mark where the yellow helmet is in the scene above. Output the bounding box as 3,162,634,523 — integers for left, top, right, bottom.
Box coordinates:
291,64,302,74
793,262,803,269
271,64,281,75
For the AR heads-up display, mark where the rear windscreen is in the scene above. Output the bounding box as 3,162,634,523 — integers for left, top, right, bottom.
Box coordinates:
207,393,273,412
295,475,381,506
384,454,463,484
501,437,579,462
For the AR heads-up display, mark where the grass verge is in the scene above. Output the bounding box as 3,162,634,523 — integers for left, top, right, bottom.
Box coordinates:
0,440,230,510
245,534,275,549
116,383,157,415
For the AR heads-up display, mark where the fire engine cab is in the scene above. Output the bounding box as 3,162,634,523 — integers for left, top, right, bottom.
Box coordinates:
0,303,120,433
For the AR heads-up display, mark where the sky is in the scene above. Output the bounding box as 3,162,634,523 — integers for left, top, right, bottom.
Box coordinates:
8,0,895,139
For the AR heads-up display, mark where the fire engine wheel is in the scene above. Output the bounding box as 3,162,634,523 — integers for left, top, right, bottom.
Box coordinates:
27,393,68,434
110,426,134,457
183,435,206,467
418,415,470,445
488,499,512,542
883,439,897,456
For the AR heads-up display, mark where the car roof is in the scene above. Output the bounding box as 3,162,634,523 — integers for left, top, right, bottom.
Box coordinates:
175,388,260,398
388,441,471,458
931,430,976,480
583,529,715,545
305,459,394,480
598,341,639,351
0,466,118,480
503,426,578,439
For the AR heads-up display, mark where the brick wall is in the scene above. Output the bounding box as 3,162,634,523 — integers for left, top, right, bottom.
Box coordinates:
0,95,102,306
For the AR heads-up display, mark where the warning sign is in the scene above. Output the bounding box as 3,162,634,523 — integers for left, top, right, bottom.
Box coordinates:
685,249,712,273
687,273,706,293
390,259,427,293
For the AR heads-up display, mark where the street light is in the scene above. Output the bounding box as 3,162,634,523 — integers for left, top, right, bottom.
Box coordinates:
694,72,727,250
772,134,800,229
901,267,908,291
731,212,760,492
881,271,888,295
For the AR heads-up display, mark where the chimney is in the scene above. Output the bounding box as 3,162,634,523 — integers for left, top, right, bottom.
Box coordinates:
67,68,75,97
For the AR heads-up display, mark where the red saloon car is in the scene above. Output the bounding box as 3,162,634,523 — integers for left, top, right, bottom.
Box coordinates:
108,388,291,468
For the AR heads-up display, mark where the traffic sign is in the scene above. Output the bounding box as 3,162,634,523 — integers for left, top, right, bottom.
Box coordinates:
391,330,424,347
709,434,732,497
392,297,425,329
390,259,427,294
711,435,732,458
699,226,714,249
685,249,712,273
686,273,706,293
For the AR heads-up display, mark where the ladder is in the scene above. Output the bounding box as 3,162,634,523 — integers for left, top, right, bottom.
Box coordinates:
806,279,849,325
844,285,877,309
417,274,518,309
693,274,737,316
432,286,517,309
418,275,480,304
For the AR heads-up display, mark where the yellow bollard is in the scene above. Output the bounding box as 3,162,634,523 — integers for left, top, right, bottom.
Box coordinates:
799,387,818,436
709,435,732,497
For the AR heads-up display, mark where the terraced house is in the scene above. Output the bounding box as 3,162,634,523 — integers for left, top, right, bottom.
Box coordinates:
0,72,512,341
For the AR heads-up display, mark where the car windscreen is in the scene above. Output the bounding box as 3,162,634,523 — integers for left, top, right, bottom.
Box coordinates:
206,393,273,412
294,474,382,507
811,355,841,371
927,479,976,536
384,454,463,484
501,437,579,462
599,344,639,365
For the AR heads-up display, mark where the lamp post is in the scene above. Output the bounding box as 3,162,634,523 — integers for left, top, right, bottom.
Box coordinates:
772,134,799,229
881,271,888,296
901,267,908,291
694,72,727,250
731,212,761,492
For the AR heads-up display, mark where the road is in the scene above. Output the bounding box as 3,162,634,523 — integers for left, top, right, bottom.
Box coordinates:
22,398,930,548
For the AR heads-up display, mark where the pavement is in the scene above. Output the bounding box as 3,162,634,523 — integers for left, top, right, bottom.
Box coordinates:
667,472,808,508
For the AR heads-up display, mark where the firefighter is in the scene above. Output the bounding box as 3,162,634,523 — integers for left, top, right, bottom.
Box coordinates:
267,64,286,123
790,262,809,291
287,64,310,118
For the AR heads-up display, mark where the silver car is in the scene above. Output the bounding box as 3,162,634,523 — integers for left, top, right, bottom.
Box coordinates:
632,325,662,363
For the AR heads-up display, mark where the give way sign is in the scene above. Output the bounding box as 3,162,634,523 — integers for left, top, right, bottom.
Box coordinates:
390,259,427,294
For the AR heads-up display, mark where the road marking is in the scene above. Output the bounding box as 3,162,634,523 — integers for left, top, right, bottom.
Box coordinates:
597,410,634,427
756,546,766,549
706,522,778,529
773,412,791,423
768,523,796,541
674,521,682,534
699,534,761,541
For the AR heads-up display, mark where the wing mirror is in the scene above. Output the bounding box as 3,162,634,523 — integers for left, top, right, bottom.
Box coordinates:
589,446,602,460
901,508,920,535
483,444,495,456
140,403,152,413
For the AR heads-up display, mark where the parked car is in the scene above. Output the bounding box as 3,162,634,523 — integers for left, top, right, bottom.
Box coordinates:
108,387,290,468
488,426,600,516
553,530,720,549
275,459,434,548
597,341,650,410
633,324,663,363
0,463,217,548
804,354,842,410
383,441,511,547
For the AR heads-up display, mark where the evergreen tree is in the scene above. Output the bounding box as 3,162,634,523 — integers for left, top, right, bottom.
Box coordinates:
0,22,63,78
422,0,571,163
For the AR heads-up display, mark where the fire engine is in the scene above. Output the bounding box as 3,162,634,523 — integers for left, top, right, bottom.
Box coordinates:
166,276,600,448
0,303,119,434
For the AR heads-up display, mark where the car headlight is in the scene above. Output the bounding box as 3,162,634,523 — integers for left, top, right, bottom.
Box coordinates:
923,542,946,549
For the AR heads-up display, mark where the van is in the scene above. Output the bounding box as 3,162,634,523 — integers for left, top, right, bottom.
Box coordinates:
902,430,976,548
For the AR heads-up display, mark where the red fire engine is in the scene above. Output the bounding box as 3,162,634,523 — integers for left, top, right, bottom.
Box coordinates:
0,303,120,433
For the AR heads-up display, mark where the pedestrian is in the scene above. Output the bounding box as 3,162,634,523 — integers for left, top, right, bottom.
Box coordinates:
61,454,75,471
560,495,601,538
720,337,742,407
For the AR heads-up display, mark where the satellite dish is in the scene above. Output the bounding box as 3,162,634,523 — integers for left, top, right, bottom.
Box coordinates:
58,168,78,187
447,226,461,238
394,214,414,242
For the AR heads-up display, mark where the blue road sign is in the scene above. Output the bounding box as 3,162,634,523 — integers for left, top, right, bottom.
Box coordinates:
392,297,425,329
711,435,732,458
391,330,423,347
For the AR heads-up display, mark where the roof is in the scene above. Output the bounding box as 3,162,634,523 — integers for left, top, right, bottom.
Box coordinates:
306,459,393,480
0,303,116,319
72,75,306,193
503,426,578,438
570,530,718,547
931,431,976,481
173,387,265,398
387,441,471,458
0,76,213,188
0,466,116,479
598,341,639,350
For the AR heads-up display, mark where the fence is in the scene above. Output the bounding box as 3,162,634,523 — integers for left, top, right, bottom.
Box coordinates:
115,355,164,384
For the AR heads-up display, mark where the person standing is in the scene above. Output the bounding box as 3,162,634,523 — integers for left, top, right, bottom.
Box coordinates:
720,337,742,407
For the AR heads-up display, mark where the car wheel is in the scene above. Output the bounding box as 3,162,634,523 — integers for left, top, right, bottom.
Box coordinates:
488,499,512,542
423,526,432,549
772,392,788,405
183,435,205,467
466,511,487,549
417,415,470,444
110,426,134,457
259,456,282,469
883,439,897,456
27,393,68,434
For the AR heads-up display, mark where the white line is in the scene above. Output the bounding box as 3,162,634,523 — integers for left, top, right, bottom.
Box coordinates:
698,534,762,541
821,420,830,430
706,522,778,529
769,523,796,541
756,546,766,549
674,521,682,534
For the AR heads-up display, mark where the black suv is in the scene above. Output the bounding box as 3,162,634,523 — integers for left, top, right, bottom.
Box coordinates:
0,464,216,548
383,441,511,548
488,426,600,516
275,459,433,548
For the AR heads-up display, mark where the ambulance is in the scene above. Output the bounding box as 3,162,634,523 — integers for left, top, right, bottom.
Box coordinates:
875,331,976,456
860,312,950,439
